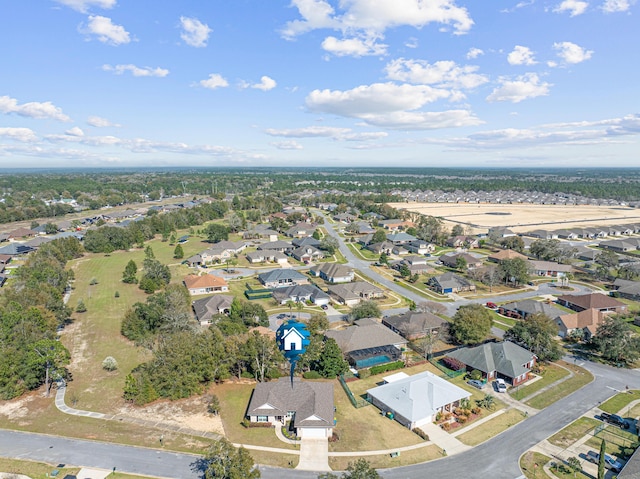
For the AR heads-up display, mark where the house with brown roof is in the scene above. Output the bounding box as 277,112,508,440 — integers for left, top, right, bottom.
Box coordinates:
446,235,479,249
556,293,627,314
7,227,37,240
246,377,334,438
183,274,229,295
327,281,384,306
488,249,528,263
382,311,447,341
528,260,572,278
440,252,483,270
555,308,607,339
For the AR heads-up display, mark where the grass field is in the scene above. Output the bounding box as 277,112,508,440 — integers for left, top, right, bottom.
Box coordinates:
510,364,570,401
520,451,554,479
548,417,601,448
328,445,443,471
456,409,526,446
524,362,592,409
599,390,640,414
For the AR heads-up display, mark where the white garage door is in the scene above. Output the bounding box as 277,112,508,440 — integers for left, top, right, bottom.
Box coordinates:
300,427,327,438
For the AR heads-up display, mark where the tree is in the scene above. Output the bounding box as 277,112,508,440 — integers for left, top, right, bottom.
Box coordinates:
566,456,581,478
144,245,155,259
449,304,492,345
342,459,381,479
591,314,640,365
122,259,138,284
417,327,447,360
455,256,467,271
530,239,562,261
499,257,531,286
504,313,562,362
102,356,118,371
417,301,447,315
482,266,501,293
350,300,381,320
371,229,387,244
318,338,349,378
75,299,87,313
173,244,184,259
319,236,339,255
477,394,496,410
203,438,260,479
598,439,606,479
205,223,230,243
242,331,283,382
379,253,388,265
207,395,220,415
312,229,322,240
451,224,464,237
500,236,525,252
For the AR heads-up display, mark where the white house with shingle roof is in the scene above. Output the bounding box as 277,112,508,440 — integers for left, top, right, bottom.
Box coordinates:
367,371,470,429
310,263,354,283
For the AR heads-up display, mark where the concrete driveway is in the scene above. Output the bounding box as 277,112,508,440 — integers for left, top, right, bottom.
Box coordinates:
296,437,330,471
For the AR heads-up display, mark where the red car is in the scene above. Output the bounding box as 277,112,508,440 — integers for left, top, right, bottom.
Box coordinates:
486,302,497,309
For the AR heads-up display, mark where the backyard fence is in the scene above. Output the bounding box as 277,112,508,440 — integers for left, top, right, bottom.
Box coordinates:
338,375,370,409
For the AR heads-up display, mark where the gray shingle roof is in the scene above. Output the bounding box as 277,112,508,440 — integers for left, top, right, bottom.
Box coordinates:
383,311,446,338
325,322,407,353
247,377,334,428
447,341,535,379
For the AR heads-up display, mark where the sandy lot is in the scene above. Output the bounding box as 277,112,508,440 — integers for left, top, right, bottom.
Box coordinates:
390,202,640,235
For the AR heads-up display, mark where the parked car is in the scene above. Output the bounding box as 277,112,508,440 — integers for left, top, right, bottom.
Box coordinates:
277,313,287,319
321,304,328,310
587,451,622,472
494,378,508,393
598,412,630,429
486,302,497,309
467,379,484,389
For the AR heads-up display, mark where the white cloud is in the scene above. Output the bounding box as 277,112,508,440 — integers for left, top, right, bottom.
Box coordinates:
271,140,304,150
466,47,484,59
179,16,212,48
54,0,116,13
250,76,277,91
0,95,72,122
507,45,537,65
405,37,418,48
82,15,131,45
601,0,633,11
305,83,481,129
65,127,85,136
321,36,387,57
385,58,489,89
553,41,593,64
281,0,474,41
487,73,551,103
553,0,589,16
199,74,229,90
0,127,38,142
265,126,388,141
87,116,120,127
102,64,169,77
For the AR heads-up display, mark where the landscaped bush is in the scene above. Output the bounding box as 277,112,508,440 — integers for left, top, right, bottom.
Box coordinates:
442,356,466,371
369,360,404,375
469,369,482,380
248,422,273,428
102,356,118,371
357,369,371,379
441,422,451,431
303,371,322,379
413,428,430,441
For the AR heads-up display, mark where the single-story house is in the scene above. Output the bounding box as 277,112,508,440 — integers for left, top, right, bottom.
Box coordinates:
487,249,528,263
386,232,418,245
391,256,435,275
556,293,627,314
243,225,279,242
290,245,324,263
367,371,470,429
613,278,640,300
246,377,334,438
498,299,565,320
271,284,330,306
183,274,229,295
555,308,607,339
365,241,394,255
257,240,295,254
325,318,407,368
310,263,354,283
258,269,309,289
192,294,234,324
7,227,37,240
378,219,413,231
286,222,318,238
404,241,435,255
447,341,536,386
327,281,384,306
440,253,483,270
428,272,476,294
292,237,321,248
446,236,479,249
245,250,289,264
528,260,572,278
382,311,447,341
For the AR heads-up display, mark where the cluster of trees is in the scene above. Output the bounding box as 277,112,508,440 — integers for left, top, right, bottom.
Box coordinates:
0,237,83,398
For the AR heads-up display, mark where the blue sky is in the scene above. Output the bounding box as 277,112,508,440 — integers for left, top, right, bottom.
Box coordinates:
1,0,638,168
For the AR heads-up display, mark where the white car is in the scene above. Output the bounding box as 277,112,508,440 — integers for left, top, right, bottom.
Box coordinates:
494,378,508,393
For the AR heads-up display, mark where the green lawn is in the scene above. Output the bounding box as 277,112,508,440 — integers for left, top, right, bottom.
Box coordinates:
525,362,593,409
584,425,639,457
456,409,526,446
599,390,640,414
548,417,601,448
520,451,554,479
328,445,443,471
510,363,570,401
0,458,80,479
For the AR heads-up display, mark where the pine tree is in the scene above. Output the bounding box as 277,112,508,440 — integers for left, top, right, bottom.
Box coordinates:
173,244,184,259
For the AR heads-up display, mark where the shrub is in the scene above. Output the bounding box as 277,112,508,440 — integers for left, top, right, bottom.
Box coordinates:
89,278,98,285
413,428,430,441
240,371,254,379
442,357,465,371
248,422,273,428
114,291,120,298
102,356,118,371
303,371,322,379
469,369,482,380
207,395,220,415
471,407,482,415
441,422,451,431
369,360,404,375
76,300,87,313
357,368,371,379
457,416,468,424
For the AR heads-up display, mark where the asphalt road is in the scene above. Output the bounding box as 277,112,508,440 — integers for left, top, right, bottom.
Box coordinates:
1,357,637,479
